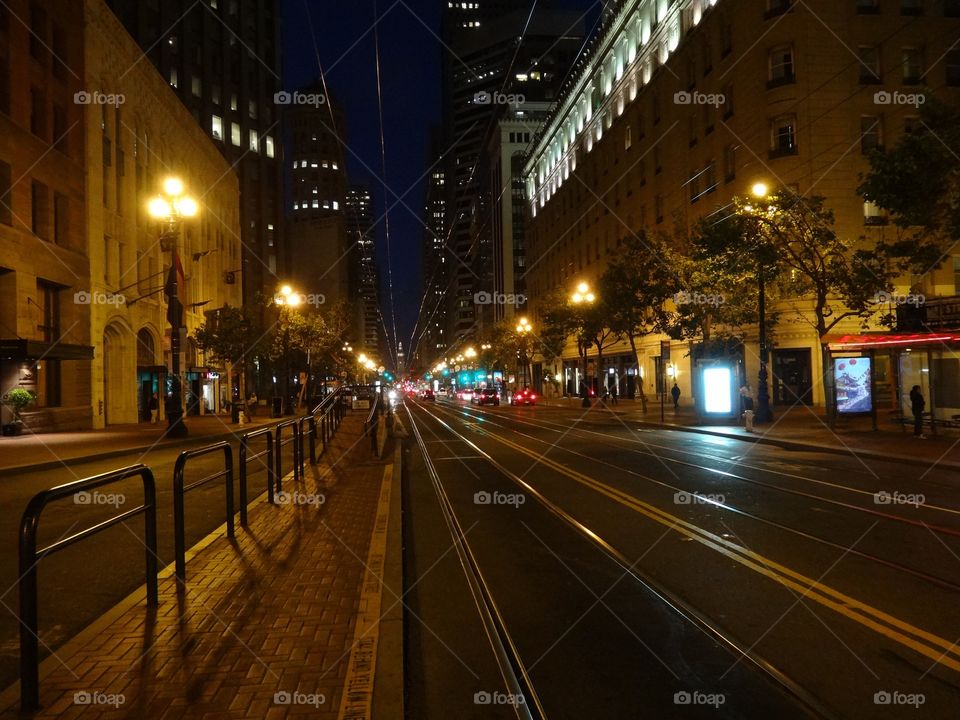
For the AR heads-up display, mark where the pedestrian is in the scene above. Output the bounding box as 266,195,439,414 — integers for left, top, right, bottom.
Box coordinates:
247,391,258,417
910,384,926,439
610,385,619,406
671,382,681,409
149,393,159,424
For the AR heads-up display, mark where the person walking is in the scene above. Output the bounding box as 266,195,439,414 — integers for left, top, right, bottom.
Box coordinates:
610,385,619,406
671,382,681,409
910,385,926,438
149,393,159,424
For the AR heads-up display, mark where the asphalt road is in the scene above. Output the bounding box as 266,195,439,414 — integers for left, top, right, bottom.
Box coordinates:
402,397,960,719
0,433,293,690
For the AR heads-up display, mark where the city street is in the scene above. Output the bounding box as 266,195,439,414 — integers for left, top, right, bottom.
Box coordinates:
403,398,960,719
0,433,291,691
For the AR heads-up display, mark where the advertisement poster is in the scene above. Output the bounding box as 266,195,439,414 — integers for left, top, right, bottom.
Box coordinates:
835,357,872,414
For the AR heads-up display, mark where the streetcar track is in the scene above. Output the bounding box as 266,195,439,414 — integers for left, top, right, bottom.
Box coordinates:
406,402,834,720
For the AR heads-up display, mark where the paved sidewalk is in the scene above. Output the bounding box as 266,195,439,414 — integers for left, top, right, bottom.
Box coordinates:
0,412,401,718
0,414,283,475
536,396,960,469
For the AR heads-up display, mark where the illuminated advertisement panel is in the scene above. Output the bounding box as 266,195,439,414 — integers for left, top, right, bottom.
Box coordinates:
703,367,733,414
835,357,872,414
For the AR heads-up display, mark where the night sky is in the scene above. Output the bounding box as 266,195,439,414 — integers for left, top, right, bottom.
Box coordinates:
281,0,600,364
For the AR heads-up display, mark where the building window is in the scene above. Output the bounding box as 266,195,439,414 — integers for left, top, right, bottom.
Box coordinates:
856,0,880,13
29,3,46,60
724,144,736,182
947,0,960,16
31,181,49,240
30,87,45,137
904,115,922,133
722,85,733,119
860,115,882,153
211,114,223,141
721,22,733,57
902,47,923,84
655,195,664,223
0,161,11,225
249,129,259,153
249,100,257,119
901,0,923,14
764,0,792,19
191,76,202,97
859,46,881,83
768,45,795,87
212,84,221,104
169,67,178,88
231,121,241,146
624,125,632,150
654,147,662,173
947,49,960,85
53,192,68,245
864,201,887,225
770,115,798,158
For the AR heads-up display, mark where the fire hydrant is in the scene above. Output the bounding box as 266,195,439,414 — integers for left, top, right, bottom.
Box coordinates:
743,409,755,433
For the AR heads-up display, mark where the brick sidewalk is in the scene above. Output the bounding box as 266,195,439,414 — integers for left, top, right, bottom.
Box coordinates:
0,413,399,718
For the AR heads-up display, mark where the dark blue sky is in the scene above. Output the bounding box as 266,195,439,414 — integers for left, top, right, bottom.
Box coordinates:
281,0,599,363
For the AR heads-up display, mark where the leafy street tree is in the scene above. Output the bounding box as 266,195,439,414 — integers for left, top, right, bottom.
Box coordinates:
858,97,960,271
194,305,262,416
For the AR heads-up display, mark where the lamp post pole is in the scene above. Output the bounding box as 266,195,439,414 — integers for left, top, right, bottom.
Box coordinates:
570,283,595,408
749,182,774,423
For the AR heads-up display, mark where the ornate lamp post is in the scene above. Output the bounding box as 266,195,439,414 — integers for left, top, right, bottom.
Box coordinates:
274,284,301,415
148,177,198,438
515,317,532,388
746,182,775,423
570,281,596,408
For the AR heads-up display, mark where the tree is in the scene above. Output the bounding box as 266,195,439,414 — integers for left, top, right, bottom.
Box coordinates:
194,305,261,414
599,232,678,411
858,97,959,270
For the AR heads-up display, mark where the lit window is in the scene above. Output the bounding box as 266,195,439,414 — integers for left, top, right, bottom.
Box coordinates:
169,68,178,88
249,129,259,152
211,115,223,140
231,122,241,146
265,135,275,158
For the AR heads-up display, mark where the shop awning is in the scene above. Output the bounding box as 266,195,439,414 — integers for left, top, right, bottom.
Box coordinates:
823,332,960,350
0,339,95,361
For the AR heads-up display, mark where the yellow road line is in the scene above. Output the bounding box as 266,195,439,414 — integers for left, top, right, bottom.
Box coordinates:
485,430,960,673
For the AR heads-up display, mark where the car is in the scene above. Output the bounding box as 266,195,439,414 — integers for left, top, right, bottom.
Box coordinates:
456,388,474,402
472,387,500,406
419,389,436,401
351,387,377,410
510,388,538,406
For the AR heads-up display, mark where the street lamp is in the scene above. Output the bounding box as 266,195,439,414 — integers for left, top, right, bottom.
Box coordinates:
570,281,596,407
273,283,302,415
748,182,774,423
515,317,533,388
148,176,198,438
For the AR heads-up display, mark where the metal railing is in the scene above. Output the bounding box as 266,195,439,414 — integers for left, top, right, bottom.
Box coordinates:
18,465,158,711
173,442,234,583
274,418,301,495
239,427,275,520
366,388,384,454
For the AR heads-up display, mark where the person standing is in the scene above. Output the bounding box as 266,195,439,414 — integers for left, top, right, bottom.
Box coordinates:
671,382,681,409
910,385,926,438
149,393,159,424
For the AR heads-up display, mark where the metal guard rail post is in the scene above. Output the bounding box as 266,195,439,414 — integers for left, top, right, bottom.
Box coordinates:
298,414,315,474
19,464,158,712
173,441,234,584
274,419,301,496
239,427,275,522
367,388,382,453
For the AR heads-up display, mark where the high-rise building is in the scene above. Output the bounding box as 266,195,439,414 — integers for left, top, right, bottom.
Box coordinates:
345,185,381,355
104,0,283,308
440,5,585,345
417,131,448,367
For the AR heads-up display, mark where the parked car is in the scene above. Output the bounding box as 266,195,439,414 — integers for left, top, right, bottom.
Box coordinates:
419,389,435,401
472,387,501,406
510,388,538,406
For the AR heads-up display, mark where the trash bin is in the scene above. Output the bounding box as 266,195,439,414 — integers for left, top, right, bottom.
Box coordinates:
271,396,282,417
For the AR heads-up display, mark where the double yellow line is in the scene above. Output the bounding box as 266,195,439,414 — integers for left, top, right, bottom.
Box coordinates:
486,428,960,674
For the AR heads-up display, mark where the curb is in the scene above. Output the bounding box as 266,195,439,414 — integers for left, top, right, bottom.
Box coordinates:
0,420,281,478
372,443,404,719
